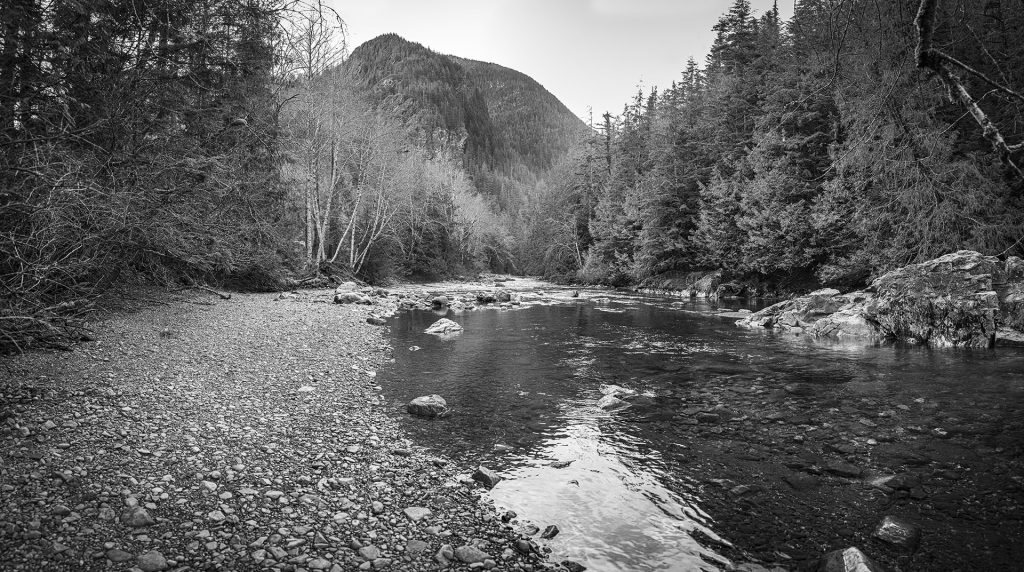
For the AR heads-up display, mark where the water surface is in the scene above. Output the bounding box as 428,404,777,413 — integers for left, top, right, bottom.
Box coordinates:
381,290,1024,571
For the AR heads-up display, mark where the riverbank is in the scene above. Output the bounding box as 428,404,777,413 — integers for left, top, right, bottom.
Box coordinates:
0,289,558,571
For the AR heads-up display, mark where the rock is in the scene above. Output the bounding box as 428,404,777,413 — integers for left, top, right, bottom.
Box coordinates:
784,473,821,491
358,545,382,560
431,295,449,308
696,412,721,424
406,540,429,555
599,384,636,397
424,318,463,335
366,316,386,326
475,292,497,304
407,395,449,418
454,545,491,564
472,465,502,489
868,251,1006,347
812,547,886,572
872,515,922,550
120,506,156,528
335,292,371,305
403,506,432,522
737,289,851,331
307,558,331,570
825,460,864,478
540,524,559,539
495,289,512,303
561,560,587,572
106,548,133,562
596,394,627,410
137,550,168,572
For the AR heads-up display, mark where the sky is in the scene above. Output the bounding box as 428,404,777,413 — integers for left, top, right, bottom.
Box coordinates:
327,0,794,122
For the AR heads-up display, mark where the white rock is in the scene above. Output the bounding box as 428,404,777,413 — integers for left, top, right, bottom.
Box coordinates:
425,318,463,335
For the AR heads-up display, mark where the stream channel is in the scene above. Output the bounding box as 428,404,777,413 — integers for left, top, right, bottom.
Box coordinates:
380,287,1024,572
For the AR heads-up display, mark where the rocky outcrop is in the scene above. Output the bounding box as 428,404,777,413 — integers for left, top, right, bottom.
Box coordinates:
737,251,1024,348
639,270,722,298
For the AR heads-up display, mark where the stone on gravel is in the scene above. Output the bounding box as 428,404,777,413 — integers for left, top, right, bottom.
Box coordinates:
137,550,168,572
784,473,821,491
873,515,922,550
812,547,885,572
406,539,429,554
454,545,491,563
472,465,502,489
825,460,863,478
120,507,156,528
358,545,382,560
404,506,432,522
407,395,448,418
425,318,463,335
106,548,133,562
308,557,331,570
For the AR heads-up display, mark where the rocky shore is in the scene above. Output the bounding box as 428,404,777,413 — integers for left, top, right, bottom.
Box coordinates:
734,251,1024,348
0,289,561,572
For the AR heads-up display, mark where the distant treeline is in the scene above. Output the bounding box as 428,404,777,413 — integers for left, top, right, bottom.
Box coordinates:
518,0,1024,291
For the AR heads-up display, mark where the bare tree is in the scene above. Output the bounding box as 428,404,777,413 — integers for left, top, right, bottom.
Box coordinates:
915,0,1024,181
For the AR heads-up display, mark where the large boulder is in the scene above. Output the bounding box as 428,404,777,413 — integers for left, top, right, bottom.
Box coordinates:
737,289,856,331
425,318,463,335
407,395,449,418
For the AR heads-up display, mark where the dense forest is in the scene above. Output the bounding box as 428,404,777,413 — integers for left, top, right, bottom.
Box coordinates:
3,0,1023,350
528,0,1024,292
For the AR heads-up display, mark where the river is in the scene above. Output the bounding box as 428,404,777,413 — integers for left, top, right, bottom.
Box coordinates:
380,287,1024,571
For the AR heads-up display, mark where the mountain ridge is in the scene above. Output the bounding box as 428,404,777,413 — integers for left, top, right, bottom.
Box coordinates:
345,34,589,202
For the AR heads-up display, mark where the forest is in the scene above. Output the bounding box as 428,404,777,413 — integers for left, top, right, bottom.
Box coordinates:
2,0,1023,351
524,0,1024,291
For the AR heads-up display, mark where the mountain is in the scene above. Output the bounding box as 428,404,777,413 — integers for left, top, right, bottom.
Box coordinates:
345,34,589,200
451,56,591,176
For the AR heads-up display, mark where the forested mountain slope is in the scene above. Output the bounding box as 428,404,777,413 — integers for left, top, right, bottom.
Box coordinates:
345,34,588,202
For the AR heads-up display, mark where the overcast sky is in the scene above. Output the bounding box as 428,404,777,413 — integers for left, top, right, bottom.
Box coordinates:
327,0,794,121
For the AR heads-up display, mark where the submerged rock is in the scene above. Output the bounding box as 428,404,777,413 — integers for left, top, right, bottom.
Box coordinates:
596,394,628,410
872,515,922,550
407,395,449,418
425,318,463,335
599,384,636,397
811,547,886,572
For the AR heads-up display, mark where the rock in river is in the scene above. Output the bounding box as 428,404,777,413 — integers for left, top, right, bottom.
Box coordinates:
811,547,885,572
596,394,628,410
425,318,463,335
872,515,922,550
407,395,448,418
472,465,502,489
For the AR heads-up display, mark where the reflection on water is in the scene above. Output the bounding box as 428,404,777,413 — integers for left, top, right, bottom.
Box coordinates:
381,290,1024,571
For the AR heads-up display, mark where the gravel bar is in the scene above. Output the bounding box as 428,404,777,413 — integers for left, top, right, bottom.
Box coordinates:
0,290,557,572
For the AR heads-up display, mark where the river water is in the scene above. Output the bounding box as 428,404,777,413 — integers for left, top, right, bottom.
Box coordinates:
380,288,1024,571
